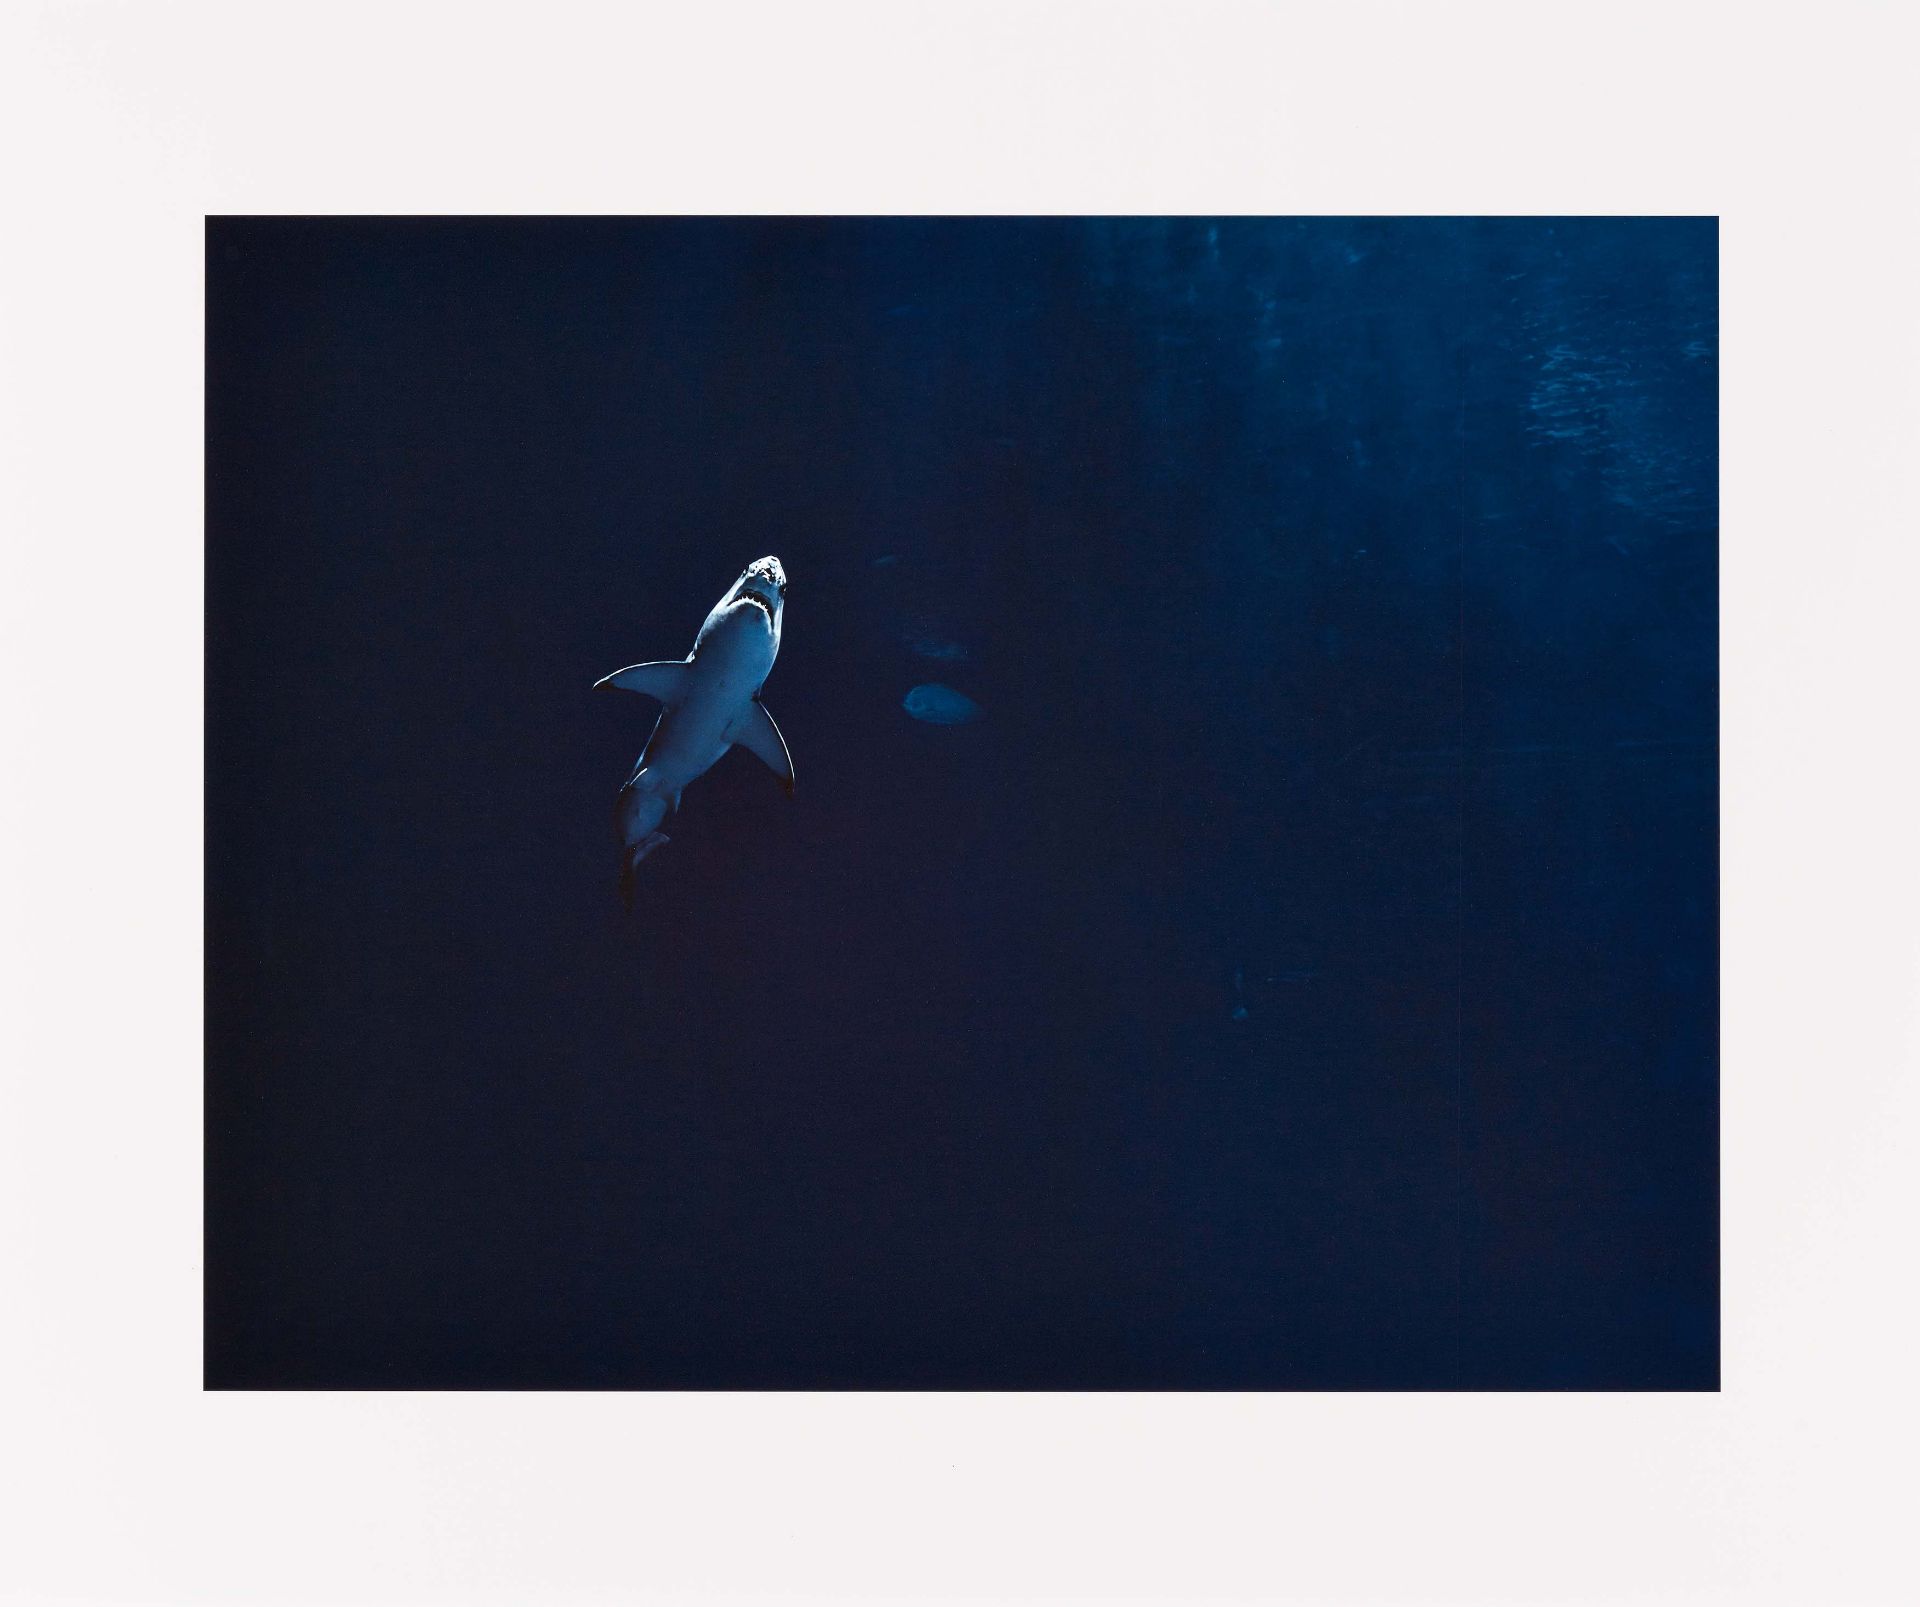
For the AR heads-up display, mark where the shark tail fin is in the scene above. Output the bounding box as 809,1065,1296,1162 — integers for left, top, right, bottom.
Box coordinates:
618,831,672,907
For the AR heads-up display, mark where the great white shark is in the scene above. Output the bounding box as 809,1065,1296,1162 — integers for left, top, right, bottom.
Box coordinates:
594,555,794,902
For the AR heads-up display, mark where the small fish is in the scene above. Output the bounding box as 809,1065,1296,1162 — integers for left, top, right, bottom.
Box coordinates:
903,683,983,725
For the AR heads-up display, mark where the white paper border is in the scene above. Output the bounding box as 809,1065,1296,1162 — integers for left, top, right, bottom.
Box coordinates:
3,2,1917,1602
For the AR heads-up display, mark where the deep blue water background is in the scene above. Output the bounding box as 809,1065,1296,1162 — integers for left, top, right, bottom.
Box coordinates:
206,217,1716,1388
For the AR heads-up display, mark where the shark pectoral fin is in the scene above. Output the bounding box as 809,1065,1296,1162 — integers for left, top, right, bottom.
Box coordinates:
594,660,691,701
730,700,795,796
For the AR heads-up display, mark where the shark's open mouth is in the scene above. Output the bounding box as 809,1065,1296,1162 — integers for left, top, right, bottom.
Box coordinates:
734,591,776,627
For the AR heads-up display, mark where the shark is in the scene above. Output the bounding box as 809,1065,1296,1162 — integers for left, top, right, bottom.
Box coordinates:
594,555,794,902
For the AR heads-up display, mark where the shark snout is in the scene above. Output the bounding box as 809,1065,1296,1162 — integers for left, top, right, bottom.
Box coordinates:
744,555,787,598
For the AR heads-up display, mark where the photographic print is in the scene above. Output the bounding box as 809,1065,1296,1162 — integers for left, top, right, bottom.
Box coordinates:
205,216,1717,1389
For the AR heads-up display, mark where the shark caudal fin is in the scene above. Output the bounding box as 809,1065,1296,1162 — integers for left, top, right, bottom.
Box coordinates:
617,831,672,907
614,770,676,906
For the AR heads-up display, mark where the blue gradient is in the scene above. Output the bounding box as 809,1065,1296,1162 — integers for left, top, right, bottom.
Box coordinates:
206,217,1717,1389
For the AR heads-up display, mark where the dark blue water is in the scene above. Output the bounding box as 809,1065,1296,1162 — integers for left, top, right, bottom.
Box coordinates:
206,217,1716,1388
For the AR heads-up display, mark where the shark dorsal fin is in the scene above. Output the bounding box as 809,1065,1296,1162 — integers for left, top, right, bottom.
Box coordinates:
594,660,691,702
